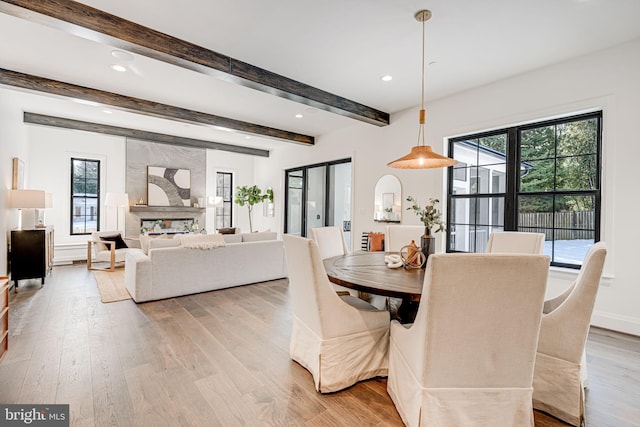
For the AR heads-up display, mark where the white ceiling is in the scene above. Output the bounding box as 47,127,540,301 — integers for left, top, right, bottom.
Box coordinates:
2,0,640,152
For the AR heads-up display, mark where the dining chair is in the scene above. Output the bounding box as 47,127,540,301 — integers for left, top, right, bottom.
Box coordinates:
283,234,390,393
310,226,357,297
385,225,424,253
533,242,607,426
387,252,550,426
310,226,349,259
485,231,545,254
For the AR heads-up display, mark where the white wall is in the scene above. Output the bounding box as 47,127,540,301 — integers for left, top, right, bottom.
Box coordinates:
0,90,30,274
206,149,255,234
257,38,640,336
27,125,126,263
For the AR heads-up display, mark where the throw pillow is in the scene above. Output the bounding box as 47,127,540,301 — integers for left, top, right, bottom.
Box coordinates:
100,234,128,250
368,232,384,252
217,227,237,235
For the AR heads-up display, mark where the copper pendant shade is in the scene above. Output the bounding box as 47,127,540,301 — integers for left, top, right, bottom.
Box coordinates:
388,10,457,169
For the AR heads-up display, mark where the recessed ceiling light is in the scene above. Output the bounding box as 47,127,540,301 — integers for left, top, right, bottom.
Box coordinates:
245,136,251,139
111,50,134,61
214,126,233,132
102,109,112,114
110,64,127,72
295,114,303,118
381,75,393,82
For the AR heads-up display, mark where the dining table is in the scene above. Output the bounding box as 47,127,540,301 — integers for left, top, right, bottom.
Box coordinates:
323,251,425,322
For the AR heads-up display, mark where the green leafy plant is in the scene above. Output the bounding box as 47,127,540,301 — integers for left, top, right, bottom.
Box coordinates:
234,185,270,233
406,196,445,235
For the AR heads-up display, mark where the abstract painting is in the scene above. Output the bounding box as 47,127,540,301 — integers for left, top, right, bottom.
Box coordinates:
147,166,191,206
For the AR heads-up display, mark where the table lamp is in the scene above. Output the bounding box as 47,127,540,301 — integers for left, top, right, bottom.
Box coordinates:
9,189,52,230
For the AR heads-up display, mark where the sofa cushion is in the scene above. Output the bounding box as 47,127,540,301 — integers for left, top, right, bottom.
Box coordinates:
222,234,243,244
242,231,277,242
149,238,181,250
101,233,128,250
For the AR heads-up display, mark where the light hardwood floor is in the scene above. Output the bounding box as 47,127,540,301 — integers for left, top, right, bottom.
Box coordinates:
1,265,639,427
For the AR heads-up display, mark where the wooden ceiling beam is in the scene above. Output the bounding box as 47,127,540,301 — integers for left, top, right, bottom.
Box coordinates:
0,68,314,145
0,0,390,127
23,112,270,157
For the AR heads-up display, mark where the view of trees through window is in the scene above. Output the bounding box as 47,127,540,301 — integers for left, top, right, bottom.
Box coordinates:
447,112,601,268
71,158,100,235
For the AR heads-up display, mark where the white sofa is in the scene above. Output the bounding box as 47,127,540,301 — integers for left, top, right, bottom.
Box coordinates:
125,232,287,302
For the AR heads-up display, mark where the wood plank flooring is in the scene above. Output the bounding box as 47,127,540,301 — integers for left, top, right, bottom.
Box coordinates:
1,265,639,427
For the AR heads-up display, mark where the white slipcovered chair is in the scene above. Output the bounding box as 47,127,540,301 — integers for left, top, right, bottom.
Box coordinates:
87,230,140,271
310,226,357,297
283,234,390,393
310,226,348,259
385,225,425,253
485,231,545,254
533,242,607,426
387,252,550,426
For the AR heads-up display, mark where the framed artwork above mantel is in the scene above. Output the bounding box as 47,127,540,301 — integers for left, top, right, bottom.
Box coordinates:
147,166,191,207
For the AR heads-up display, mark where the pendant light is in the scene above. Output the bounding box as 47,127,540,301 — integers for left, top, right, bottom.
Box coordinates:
388,10,457,169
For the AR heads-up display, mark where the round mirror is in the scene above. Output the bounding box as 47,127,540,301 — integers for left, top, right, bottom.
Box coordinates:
374,175,401,223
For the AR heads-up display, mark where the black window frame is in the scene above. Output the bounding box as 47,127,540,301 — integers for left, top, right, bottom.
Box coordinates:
447,111,602,269
216,171,233,229
70,157,100,235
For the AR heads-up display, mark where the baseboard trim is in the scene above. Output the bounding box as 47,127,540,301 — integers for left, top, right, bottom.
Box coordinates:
592,310,640,337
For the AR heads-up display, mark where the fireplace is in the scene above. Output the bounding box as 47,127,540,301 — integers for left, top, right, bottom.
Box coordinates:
140,218,196,234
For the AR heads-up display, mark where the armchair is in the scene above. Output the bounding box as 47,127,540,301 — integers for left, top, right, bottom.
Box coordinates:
87,231,140,272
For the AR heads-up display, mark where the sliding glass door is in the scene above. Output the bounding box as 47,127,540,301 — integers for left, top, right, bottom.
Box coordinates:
285,159,352,248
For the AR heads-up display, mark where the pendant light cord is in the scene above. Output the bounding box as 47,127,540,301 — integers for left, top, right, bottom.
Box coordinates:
418,13,426,147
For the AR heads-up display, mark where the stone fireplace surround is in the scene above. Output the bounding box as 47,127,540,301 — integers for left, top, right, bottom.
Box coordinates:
125,139,206,238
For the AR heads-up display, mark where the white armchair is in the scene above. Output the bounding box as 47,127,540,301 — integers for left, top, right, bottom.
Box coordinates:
385,225,424,253
485,231,545,254
283,234,390,393
87,230,139,272
387,252,550,426
533,242,607,426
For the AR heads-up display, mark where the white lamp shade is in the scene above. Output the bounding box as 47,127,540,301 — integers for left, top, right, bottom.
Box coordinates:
105,192,129,207
9,190,49,208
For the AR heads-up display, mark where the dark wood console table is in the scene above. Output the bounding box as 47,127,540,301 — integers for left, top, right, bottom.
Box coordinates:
10,227,54,290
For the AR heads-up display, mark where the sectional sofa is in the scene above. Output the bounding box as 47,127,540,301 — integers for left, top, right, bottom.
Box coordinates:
124,231,287,302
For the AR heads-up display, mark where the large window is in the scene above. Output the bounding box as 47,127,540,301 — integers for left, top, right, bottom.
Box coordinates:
447,111,601,268
216,172,233,229
71,158,100,235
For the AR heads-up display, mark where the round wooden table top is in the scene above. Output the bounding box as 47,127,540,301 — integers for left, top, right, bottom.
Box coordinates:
323,252,425,302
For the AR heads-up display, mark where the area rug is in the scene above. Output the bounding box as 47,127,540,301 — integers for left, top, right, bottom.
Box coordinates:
92,269,131,303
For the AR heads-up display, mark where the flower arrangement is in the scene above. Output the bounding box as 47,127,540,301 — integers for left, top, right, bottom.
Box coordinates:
406,196,446,235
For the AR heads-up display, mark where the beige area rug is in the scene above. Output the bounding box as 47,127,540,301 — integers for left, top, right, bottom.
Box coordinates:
92,269,131,303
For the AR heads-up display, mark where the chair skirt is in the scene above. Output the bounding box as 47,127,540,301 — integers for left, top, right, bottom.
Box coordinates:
289,316,389,393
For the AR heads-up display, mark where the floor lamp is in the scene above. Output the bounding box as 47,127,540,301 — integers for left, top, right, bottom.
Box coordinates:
105,192,129,235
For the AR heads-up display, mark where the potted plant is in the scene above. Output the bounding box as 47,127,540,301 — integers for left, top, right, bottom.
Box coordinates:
406,196,445,266
234,185,270,233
